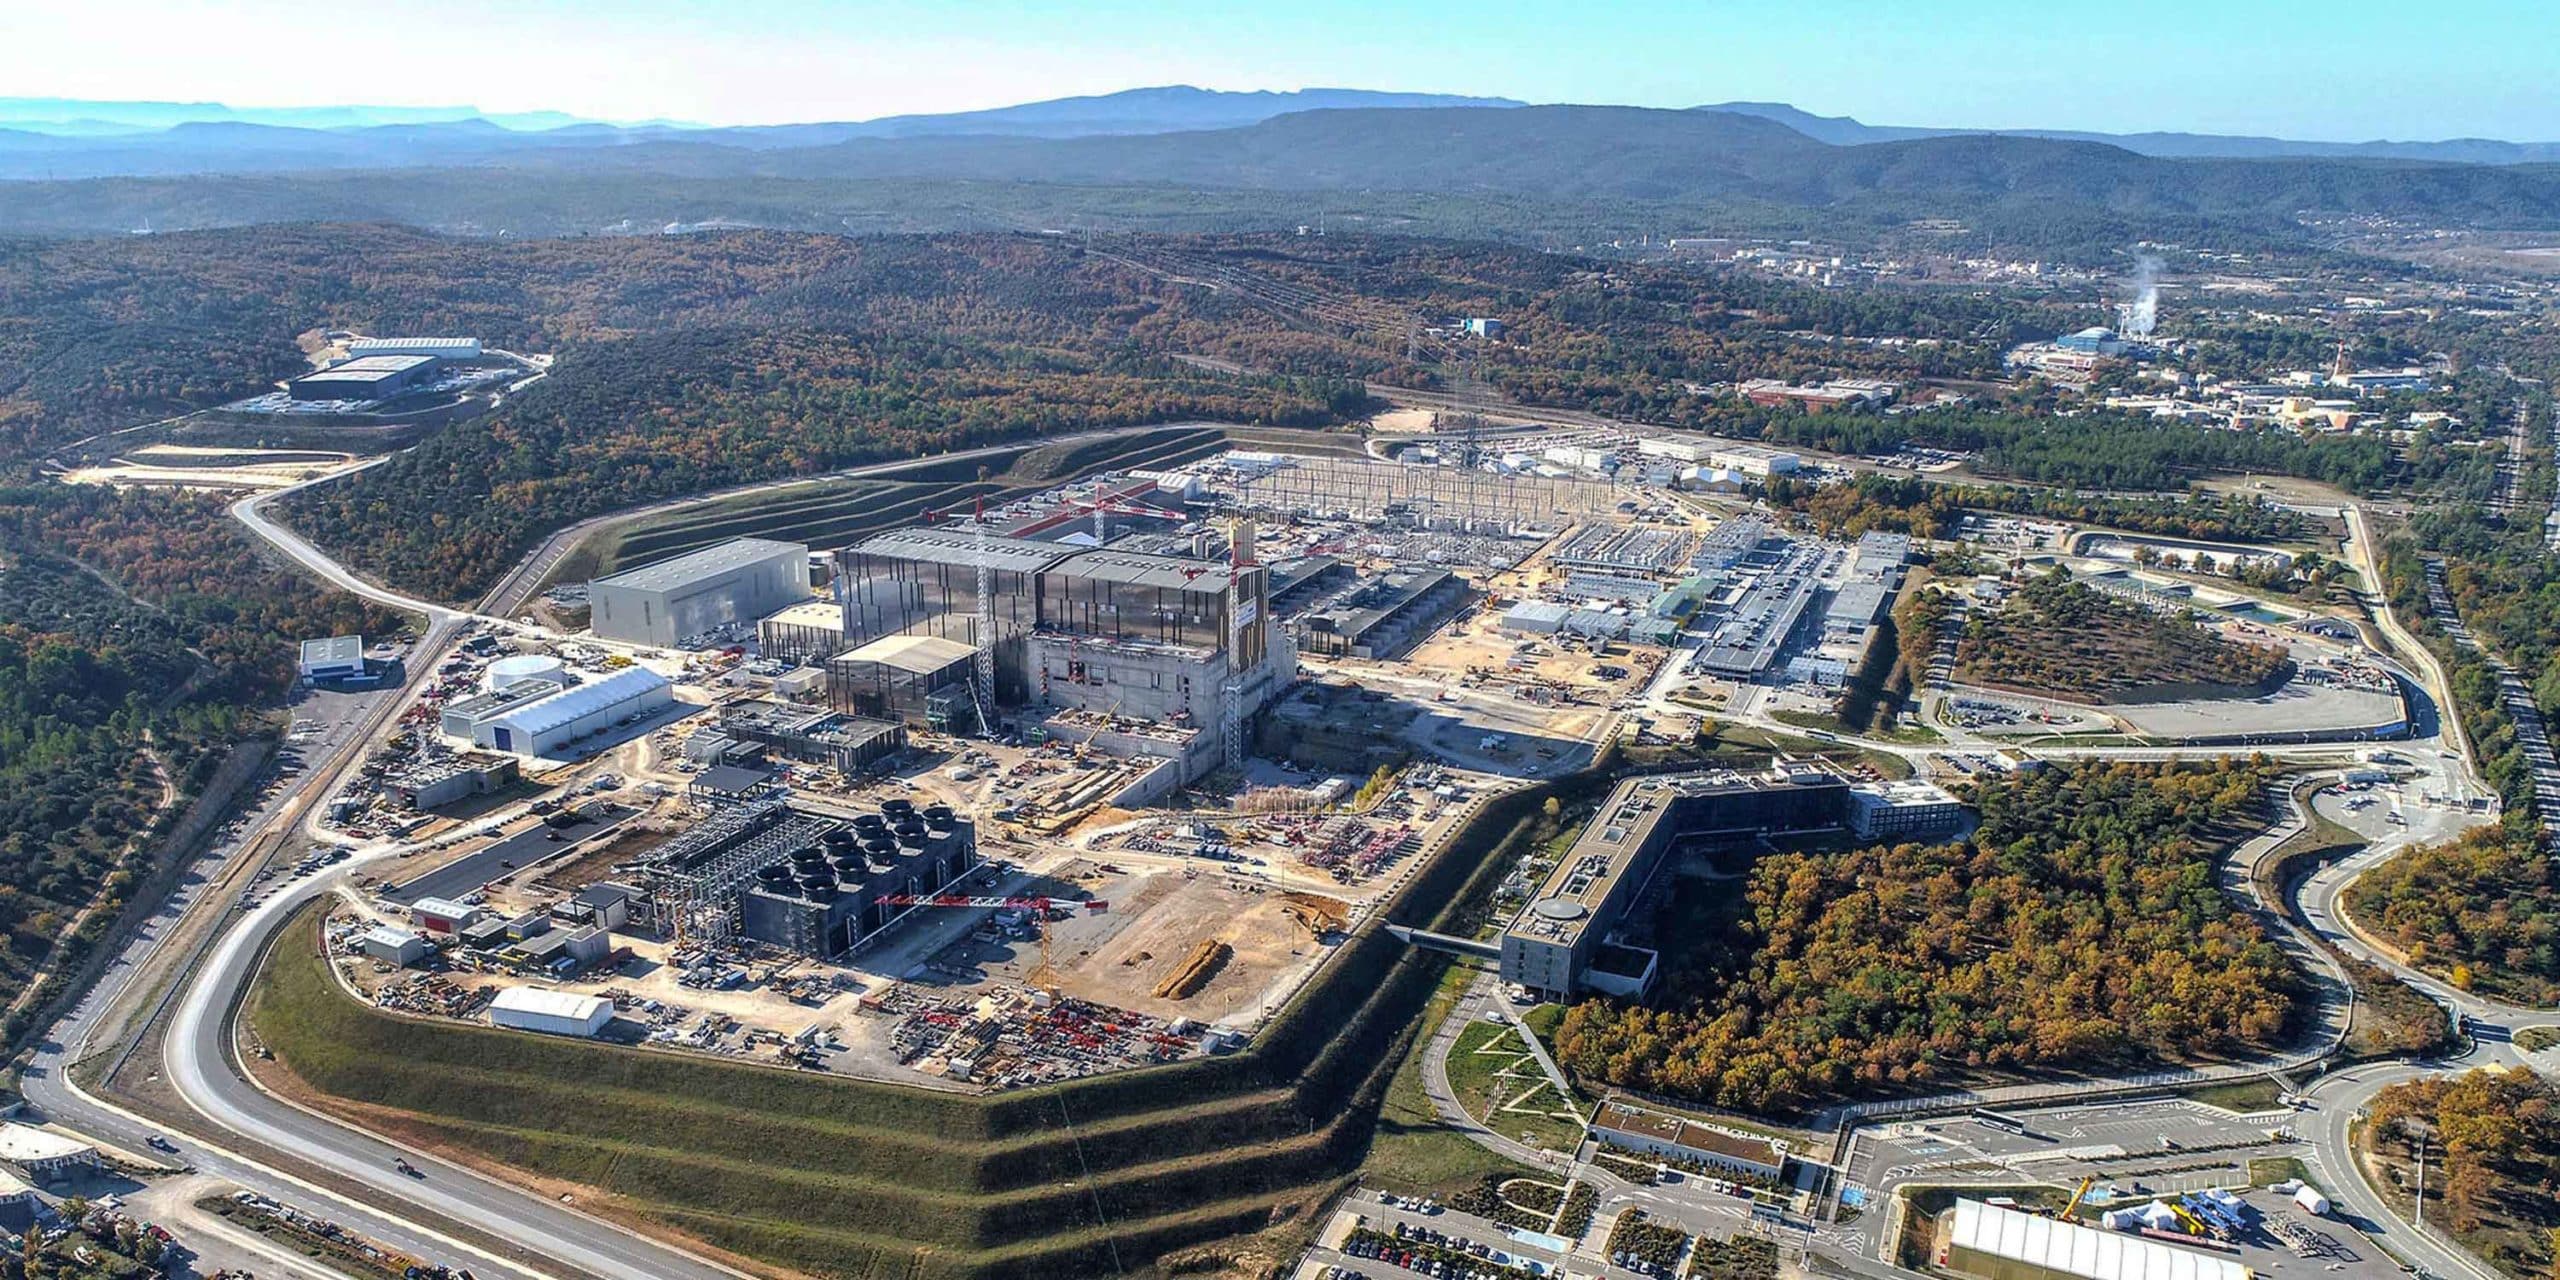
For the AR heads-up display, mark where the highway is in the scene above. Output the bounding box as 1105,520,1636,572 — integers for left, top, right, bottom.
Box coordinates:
27,477,753,1275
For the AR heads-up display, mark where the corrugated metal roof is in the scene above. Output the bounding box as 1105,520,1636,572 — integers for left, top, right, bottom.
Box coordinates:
300,634,364,666
855,526,1068,575
1949,1199,2249,1280
841,633,977,675
1045,547,1229,591
595,537,807,592
495,667,671,737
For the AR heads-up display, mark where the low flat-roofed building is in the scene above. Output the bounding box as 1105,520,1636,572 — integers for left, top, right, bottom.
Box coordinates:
1293,569,1469,659
289,353,440,401
1935,1197,2251,1280
387,752,519,810
1592,1101,1789,1179
488,986,614,1037
0,1123,99,1184
298,634,367,681
717,698,906,774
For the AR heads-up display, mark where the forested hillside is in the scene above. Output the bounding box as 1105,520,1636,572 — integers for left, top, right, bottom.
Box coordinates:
1552,759,2300,1114
1953,570,2293,703
2347,827,2560,1004
282,329,1358,599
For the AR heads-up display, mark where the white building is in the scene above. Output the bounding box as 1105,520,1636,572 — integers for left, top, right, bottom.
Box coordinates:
359,925,432,967
1705,445,1801,478
464,666,675,758
489,987,615,1037
0,1124,99,1184
590,538,812,647
1636,434,1716,464
348,337,482,359
1847,780,1964,840
298,635,366,681
1937,1198,2248,1280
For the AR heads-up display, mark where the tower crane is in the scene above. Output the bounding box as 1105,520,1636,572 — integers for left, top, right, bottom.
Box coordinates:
872,894,1109,995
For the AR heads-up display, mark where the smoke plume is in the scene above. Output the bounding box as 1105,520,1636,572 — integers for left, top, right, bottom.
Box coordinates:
2117,254,2161,338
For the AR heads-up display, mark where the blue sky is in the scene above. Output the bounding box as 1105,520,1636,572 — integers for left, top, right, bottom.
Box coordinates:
3,0,2553,140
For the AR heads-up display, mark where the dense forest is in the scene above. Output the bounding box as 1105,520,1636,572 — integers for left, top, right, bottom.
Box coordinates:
1552,759,2301,1114
2367,1070,2560,1280
1774,472,2317,546
1953,570,2293,703
2345,827,2560,1005
0,482,397,1043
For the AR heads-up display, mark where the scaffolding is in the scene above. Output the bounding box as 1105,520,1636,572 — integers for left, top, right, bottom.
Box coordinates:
1229,456,1627,529
638,799,835,947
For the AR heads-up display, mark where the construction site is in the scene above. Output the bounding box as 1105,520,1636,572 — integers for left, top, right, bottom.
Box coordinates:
309,431,1901,1089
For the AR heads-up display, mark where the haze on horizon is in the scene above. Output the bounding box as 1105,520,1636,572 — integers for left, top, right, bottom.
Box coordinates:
3,0,2555,143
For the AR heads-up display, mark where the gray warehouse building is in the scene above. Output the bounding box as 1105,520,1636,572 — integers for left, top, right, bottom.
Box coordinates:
288,354,441,402
591,538,812,647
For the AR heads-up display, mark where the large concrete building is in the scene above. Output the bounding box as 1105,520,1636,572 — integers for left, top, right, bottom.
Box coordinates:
591,538,812,648
288,354,442,402
1499,768,1962,999
830,523,1295,765
634,795,978,957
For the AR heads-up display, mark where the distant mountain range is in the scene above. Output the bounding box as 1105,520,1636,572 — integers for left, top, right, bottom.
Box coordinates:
3,86,2555,183
4,91,2559,250
1697,102,2560,165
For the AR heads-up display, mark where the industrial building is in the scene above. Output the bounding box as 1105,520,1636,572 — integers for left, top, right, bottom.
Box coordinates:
633,795,978,957
298,634,366,681
715,698,907,773
830,522,1295,766
828,634,982,729
1291,569,1470,659
0,1124,100,1186
288,354,442,402
1933,1198,2250,1280
1501,768,1851,999
757,598,851,664
590,537,812,648
385,752,519,809
1500,766,1962,999
1694,540,1826,677
358,925,432,967
1591,1102,1790,1179
443,667,675,758
348,336,482,360
489,987,616,1037
1847,780,1964,840
481,653,571,693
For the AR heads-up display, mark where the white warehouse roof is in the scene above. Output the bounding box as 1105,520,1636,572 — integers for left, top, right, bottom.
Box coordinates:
495,666,671,738
1947,1199,2249,1280
490,987,613,1022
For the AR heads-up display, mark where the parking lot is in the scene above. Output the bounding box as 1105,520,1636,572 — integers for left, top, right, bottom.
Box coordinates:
1843,1097,2304,1209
